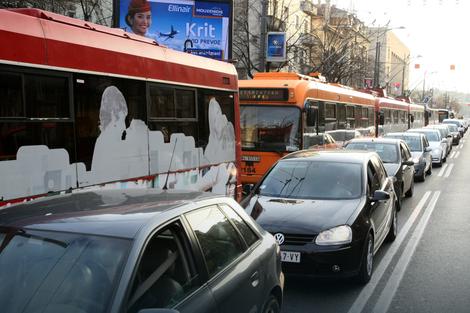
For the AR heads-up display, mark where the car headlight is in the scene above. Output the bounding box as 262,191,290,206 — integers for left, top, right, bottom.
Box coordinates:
412,157,421,164
315,225,352,246
433,148,441,154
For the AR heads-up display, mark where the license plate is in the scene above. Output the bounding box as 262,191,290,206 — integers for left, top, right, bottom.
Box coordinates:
281,251,301,263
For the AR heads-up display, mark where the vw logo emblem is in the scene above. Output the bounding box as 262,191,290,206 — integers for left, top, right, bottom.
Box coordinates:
274,233,285,245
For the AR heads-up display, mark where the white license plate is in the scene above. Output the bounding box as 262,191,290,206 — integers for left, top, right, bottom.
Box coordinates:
281,251,301,263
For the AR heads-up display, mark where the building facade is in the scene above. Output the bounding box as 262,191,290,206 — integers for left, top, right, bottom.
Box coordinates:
368,27,410,96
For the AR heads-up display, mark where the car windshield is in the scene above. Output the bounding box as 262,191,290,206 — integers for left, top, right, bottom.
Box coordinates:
0,228,130,313
385,135,422,151
240,105,301,152
345,142,398,163
259,161,362,199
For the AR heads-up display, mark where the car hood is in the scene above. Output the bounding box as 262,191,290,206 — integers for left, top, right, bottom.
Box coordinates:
243,195,363,234
383,163,400,176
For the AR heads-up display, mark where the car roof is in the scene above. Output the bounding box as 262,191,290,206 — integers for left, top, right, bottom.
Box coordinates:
281,149,374,164
385,132,423,138
346,137,402,145
0,189,224,238
408,128,439,133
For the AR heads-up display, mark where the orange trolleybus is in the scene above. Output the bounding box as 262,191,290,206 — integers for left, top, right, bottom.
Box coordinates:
239,72,376,187
0,8,241,207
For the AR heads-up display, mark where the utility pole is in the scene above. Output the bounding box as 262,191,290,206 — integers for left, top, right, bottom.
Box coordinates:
259,0,268,72
373,41,381,87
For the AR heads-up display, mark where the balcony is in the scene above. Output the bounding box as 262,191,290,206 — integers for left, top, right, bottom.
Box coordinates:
266,15,286,32
299,33,316,46
300,0,317,16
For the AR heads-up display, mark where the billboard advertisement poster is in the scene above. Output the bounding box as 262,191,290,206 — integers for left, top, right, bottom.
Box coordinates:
117,0,231,60
266,32,286,62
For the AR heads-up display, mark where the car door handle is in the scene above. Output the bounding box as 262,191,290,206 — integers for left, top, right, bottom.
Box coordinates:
250,271,260,288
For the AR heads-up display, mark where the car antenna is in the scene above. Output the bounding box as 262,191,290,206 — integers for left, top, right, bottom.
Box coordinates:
162,137,178,190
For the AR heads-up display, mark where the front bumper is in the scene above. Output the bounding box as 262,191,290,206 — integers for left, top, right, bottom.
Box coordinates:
279,240,364,278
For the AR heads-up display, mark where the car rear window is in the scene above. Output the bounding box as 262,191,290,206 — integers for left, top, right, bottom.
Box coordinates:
259,161,362,200
345,142,398,163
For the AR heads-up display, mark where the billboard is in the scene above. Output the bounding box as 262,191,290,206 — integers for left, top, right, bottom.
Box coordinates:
116,0,232,60
266,32,286,62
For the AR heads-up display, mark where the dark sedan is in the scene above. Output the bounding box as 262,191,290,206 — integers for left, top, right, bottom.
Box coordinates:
0,190,283,313
344,138,415,211
242,150,397,284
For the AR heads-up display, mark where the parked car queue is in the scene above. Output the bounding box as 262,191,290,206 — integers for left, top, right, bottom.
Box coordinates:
0,121,465,313
241,120,465,289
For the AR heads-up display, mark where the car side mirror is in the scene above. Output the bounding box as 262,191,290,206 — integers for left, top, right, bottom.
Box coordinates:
139,309,179,313
403,160,414,166
425,147,432,152
242,184,255,196
441,138,447,143
371,190,390,202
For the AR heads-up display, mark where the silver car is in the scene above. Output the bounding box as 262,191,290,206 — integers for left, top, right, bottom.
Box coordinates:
407,128,446,166
384,132,432,181
426,124,453,155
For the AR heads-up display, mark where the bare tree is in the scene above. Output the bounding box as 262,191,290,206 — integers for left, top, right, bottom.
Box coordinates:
233,0,306,78
0,0,71,14
308,6,369,87
1,0,113,26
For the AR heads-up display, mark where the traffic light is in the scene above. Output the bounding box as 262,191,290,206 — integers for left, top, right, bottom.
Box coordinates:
450,64,455,70
414,64,420,69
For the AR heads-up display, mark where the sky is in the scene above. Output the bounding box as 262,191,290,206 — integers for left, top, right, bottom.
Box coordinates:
329,0,470,93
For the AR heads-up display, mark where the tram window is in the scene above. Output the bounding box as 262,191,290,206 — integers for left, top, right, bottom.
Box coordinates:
197,90,236,149
400,111,406,124
74,74,146,170
325,103,336,119
149,85,196,120
368,108,374,125
346,106,354,119
355,106,362,119
176,89,196,119
0,122,75,162
0,72,24,118
24,74,70,118
149,85,175,118
385,110,391,124
392,110,399,124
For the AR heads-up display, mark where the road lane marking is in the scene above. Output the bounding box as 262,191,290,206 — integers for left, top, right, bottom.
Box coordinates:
444,164,454,178
437,164,448,177
449,151,456,159
372,191,441,313
459,144,463,149
347,191,432,313
455,151,460,159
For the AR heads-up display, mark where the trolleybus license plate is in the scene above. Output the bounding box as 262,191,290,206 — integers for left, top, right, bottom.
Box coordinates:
281,251,301,263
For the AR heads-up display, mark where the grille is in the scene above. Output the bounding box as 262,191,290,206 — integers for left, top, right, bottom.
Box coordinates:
272,233,316,245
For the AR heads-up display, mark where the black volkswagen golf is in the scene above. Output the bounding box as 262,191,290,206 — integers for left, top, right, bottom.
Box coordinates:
242,150,397,284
